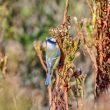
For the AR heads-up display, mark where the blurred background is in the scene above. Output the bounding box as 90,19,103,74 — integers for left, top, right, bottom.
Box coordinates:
0,0,93,110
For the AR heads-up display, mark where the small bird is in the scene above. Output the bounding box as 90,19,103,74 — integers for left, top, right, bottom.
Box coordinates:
45,37,61,86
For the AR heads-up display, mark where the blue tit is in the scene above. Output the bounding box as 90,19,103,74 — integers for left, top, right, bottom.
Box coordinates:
45,37,61,86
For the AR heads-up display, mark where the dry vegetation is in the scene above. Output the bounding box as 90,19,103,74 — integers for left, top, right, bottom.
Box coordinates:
0,0,110,110
34,0,110,110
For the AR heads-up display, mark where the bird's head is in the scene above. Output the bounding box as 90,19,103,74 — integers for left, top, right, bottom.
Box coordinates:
46,37,56,49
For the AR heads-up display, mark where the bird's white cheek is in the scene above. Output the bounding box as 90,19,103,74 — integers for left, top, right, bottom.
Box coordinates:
47,42,55,49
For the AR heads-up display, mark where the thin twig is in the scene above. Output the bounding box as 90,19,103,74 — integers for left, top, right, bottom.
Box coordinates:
75,21,97,72
64,87,68,110
33,41,48,73
63,0,70,24
48,86,52,110
86,0,93,15
34,42,52,109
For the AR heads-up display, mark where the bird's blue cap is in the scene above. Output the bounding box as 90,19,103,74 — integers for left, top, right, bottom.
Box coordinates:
46,37,56,44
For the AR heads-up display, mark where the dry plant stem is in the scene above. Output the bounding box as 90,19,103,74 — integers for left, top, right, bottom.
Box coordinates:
62,0,70,109
76,22,97,75
95,0,110,98
34,45,52,108
75,22,97,98
34,47,47,73
83,44,97,97
37,55,52,108
86,0,93,15
63,0,69,24
48,86,52,109
83,42,97,72
64,88,68,110
37,54,47,73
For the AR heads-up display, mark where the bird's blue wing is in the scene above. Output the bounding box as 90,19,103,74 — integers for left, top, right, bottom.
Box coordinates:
45,47,61,86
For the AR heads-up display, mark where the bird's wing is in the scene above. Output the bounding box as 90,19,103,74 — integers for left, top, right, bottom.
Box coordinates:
52,48,61,69
53,56,60,69
46,47,60,69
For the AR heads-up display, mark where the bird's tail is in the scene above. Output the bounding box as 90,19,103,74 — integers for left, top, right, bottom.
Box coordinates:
45,73,51,86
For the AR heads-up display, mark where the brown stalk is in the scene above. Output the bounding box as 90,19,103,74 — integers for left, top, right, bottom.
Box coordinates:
63,0,70,24
63,0,70,109
34,42,52,108
83,38,97,72
86,0,93,15
48,86,52,109
75,21,98,99
64,87,69,110
37,53,47,73
34,42,47,73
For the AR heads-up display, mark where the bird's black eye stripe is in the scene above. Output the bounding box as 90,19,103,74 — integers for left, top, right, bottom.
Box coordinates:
46,39,56,44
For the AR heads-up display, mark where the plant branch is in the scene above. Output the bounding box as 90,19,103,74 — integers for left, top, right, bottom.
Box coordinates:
63,0,70,24
64,87,68,110
86,0,93,15
33,41,48,73
48,86,52,109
